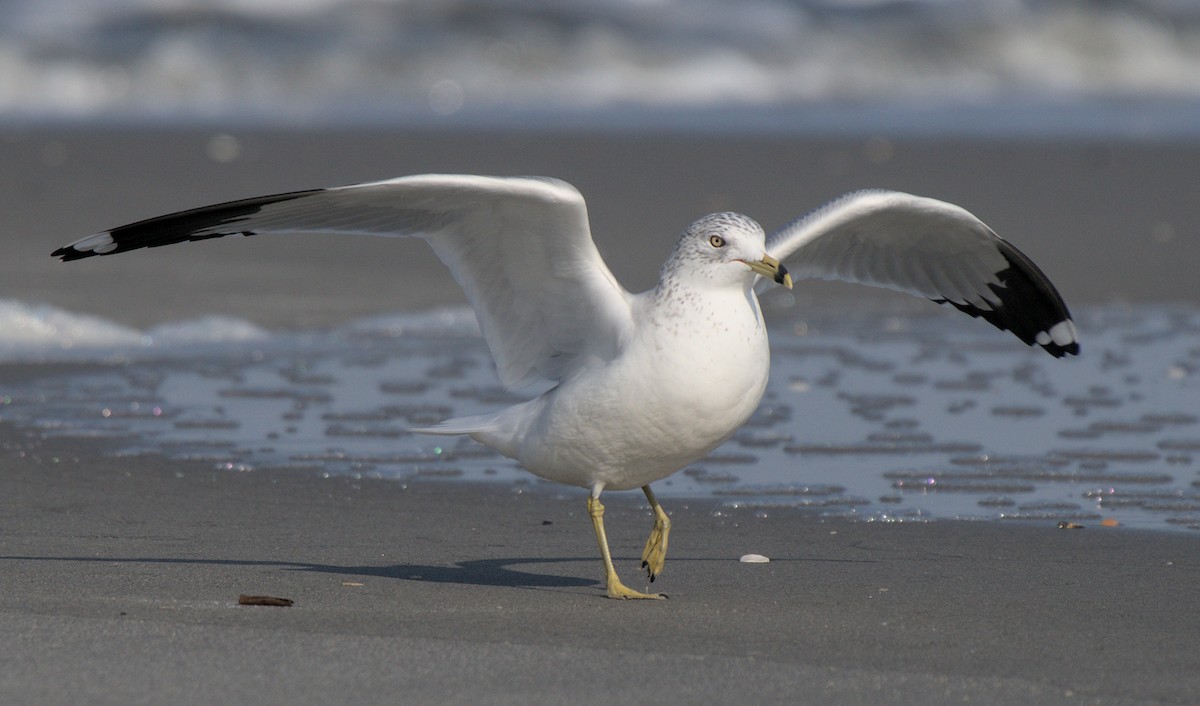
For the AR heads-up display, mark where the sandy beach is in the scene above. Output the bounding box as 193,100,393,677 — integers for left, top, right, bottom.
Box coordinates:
3,126,1200,704
3,425,1199,705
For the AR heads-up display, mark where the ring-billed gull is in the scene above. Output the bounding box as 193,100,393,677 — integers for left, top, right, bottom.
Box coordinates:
54,175,1079,599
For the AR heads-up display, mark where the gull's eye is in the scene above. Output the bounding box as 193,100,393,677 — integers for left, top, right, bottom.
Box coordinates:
708,234,726,248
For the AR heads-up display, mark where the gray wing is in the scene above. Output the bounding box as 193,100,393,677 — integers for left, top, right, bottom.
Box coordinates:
54,174,635,387
762,190,1079,357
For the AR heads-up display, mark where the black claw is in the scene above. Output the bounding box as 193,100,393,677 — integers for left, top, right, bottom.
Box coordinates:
649,574,656,583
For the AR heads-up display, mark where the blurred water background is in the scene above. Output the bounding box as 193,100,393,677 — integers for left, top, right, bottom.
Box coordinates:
2,0,1199,136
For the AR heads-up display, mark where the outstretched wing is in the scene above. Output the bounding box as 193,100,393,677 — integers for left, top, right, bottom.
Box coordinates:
762,190,1079,357
53,174,635,387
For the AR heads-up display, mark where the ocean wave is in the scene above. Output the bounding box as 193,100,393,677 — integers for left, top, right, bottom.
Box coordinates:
3,0,1200,127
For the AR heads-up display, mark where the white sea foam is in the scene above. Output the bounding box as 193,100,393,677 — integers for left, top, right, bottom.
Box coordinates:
0,300,143,356
344,307,481,339
145,316,270,346
0,300,483,362
0,300,272,361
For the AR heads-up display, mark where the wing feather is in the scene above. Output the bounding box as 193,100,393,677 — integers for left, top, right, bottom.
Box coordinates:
53,174,635,387
764,190,1079,357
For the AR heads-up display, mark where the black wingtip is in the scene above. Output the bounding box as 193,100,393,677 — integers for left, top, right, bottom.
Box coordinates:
936,238,1080,358
52,246,88,262
50,189,318,263
1045,336,1081,359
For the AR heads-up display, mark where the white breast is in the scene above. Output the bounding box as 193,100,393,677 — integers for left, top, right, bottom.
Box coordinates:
513,286,771,491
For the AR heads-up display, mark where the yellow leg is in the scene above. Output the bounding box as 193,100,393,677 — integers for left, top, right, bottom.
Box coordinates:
640,485,671,582
587,495,667,600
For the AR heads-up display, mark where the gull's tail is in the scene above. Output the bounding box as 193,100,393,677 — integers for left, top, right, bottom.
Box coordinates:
408,412,502,436
407,400,538,461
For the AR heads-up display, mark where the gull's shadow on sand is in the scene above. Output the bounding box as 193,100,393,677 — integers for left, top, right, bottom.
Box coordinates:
304,557,598,588
0,554,597,590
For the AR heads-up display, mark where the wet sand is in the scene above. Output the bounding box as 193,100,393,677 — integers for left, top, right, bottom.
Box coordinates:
3,426,1199,705
4,127,1200,330
3,127,1200,703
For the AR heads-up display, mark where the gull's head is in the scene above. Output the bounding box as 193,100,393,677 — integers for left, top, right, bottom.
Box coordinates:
662,212,792,290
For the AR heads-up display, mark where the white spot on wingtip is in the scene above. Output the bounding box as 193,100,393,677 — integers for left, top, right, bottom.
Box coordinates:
1050,320,1079,346
1036,320,1078,348
73,232,115,253
739,553,770,563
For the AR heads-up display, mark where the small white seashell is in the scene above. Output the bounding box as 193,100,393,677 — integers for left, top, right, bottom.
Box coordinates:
739,553,770,563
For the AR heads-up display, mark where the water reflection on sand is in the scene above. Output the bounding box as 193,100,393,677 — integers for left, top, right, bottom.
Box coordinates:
6,304,1198,532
